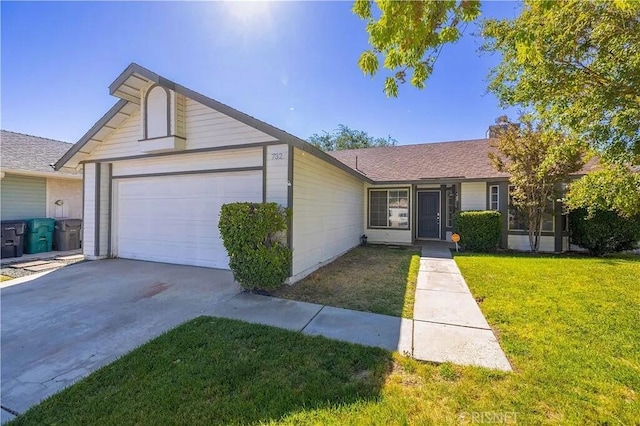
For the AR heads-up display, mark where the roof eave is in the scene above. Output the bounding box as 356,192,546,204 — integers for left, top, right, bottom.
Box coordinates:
54,99,129,170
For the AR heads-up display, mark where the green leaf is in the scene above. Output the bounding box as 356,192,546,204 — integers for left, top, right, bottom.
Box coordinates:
383,76,398,97
358,50,379,76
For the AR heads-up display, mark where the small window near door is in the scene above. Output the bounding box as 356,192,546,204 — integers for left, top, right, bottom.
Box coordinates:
489,185,499,210
445,189,455,228
368,189,409,229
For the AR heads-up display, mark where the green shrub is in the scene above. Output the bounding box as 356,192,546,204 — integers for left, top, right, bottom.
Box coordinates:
569,208,640,256
218,202,292,291
453,210,502,252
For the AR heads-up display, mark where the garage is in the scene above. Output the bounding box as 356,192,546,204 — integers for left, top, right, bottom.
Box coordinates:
114,171,262,269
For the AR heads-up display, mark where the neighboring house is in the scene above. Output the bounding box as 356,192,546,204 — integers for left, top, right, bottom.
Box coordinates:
1,130,82,221
55,63,596,283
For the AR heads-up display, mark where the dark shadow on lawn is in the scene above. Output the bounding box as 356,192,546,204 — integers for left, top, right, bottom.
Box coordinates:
11,317,393,425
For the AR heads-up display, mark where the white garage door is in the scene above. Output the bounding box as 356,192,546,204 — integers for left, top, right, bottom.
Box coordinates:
115,171,262,269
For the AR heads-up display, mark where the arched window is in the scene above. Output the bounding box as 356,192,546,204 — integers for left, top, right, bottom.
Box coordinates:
144,85,170,139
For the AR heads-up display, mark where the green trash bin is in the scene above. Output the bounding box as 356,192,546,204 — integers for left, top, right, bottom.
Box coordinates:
25,218,55,254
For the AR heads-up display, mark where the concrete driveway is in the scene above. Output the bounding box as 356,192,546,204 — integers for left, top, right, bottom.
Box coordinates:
1,259,240,418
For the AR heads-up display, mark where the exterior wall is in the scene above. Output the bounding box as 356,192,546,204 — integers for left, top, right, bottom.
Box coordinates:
111,148,261,176
265,144,289,206
46,178,83,219
508,235,555,252
364,184,413,244
460,182,487,211
291,147,364,282
98,164,111,256
0,173,46,220
88,97,277,161
82,164,96,257
185,98,277,149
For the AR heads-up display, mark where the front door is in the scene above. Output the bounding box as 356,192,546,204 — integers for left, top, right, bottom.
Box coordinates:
417,191,440,239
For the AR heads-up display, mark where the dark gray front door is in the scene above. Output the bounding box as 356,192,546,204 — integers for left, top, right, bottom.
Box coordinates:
418,191,440,239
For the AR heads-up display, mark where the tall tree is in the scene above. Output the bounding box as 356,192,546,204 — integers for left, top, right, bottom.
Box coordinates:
483,0,640,163
354,0,640,161
489,116,587,252
308,124,397,151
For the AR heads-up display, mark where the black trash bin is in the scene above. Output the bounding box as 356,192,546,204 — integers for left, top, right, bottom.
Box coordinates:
1,220,27,258
54,219,82,251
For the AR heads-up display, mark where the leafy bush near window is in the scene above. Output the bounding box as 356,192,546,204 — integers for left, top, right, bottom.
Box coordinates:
454,210,502,252
219,202,292,291
569,208,640,256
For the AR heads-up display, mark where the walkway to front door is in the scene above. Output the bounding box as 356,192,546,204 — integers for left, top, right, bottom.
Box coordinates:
417,191,440,239
413,241,511,370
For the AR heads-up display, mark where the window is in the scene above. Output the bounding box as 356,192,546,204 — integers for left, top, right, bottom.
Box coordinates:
508,186,554,231
489,185,499,210
369,189,409,229
446,189,455,228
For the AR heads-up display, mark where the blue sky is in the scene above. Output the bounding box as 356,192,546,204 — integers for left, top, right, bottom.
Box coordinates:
1,1,520,145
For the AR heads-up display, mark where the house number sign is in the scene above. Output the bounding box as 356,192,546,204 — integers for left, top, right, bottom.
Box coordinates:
271,152,284,160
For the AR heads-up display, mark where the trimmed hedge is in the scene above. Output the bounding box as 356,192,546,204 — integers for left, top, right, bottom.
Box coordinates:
453,210,502,252
218,202,292,291
569,208,640,256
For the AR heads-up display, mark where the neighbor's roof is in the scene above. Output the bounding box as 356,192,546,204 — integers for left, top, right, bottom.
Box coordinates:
329,139,599,183
1,130,80,176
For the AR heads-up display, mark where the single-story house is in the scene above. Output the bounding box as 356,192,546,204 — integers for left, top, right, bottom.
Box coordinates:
1,130,82,221
55,63,596,283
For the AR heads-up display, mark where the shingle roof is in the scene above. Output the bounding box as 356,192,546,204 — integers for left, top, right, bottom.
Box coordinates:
328,139,599,182
1,130,79,175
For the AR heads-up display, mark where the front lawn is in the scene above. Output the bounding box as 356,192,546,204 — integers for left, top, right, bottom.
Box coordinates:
12,253,640,424
272,245,420,318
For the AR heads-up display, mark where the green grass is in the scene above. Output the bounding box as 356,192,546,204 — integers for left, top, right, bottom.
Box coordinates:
272,245,421,318
0,275,13,282
12,317,393,425
12,253,640,425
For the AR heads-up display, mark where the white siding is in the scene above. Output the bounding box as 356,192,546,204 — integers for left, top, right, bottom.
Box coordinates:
460,182,487,211
366,229,413,244
508,235,555,252
88,96,277,162
90,109,142,160
46,178,82,219
185,98,277,149
82,164,96,257
98,164,110,256
112,148,261,177
265,144,289,206
291,148,364,282
175,93,186,138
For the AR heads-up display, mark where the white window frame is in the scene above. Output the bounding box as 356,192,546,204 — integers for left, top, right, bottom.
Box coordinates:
489,185,499,211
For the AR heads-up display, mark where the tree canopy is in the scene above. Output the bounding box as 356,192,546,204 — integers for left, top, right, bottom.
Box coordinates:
308,124,397,151
353,0,480,97
483,0,640,163
565,164,640,218
354,0,640,161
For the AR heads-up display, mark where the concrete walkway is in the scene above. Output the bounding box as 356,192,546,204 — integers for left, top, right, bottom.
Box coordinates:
413,242,511,371
205,244,510,371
